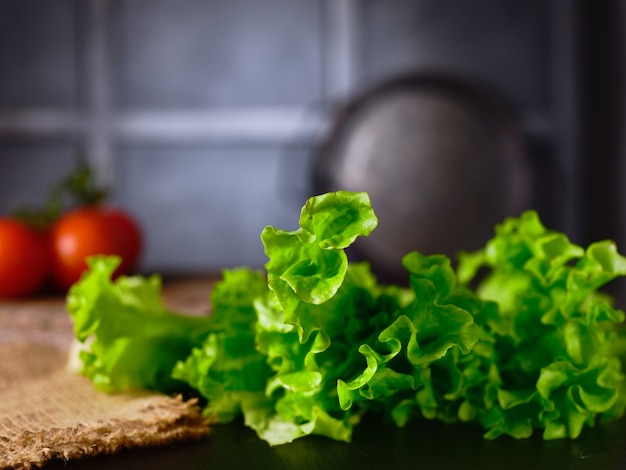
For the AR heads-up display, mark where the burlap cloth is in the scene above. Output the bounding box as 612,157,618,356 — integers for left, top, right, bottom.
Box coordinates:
0,278,215,470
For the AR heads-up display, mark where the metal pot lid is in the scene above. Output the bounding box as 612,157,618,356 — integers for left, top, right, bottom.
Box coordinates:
313,73,532,283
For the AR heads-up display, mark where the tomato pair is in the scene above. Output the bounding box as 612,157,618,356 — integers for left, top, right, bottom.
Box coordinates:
0,206,143,299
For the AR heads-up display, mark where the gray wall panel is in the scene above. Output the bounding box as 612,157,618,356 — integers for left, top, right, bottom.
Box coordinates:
114,146,310,273
0,144,78,214
0,0,561,273
362,0,551,110
113,0,323,108
0,0,77,108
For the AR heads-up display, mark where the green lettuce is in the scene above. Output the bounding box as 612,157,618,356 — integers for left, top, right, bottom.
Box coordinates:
455,210,626,439
67,193,626,446
173,191,487,444
174,192,390,444
66,256,213,393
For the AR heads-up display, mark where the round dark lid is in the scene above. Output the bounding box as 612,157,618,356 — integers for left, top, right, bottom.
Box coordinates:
313,73,532,283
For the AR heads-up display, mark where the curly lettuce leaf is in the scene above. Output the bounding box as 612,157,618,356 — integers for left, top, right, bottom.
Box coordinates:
67,256,213,393
171,268,271,422
335,252,486,425
261,191,378,342
175,262,385,445
456,210,626,440
175,192,398,444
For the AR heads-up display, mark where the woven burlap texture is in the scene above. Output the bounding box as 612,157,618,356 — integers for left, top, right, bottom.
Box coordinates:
0,338,210,469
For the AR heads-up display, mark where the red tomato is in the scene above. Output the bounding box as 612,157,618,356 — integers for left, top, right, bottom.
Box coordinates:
49,206,143,290
0,218,50,299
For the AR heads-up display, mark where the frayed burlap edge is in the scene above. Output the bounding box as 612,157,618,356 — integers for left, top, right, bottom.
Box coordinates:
0,285,217,470
0,342,212,470
1,396,211,470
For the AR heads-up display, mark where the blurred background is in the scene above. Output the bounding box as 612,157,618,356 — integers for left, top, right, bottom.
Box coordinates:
0,1,623,292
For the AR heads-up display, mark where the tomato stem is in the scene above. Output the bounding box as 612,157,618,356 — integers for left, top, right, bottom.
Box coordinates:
11,157,109,230
58,157,109,206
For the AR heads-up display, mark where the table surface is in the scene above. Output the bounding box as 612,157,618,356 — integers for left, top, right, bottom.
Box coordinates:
3,276,626,470
42,413,626,470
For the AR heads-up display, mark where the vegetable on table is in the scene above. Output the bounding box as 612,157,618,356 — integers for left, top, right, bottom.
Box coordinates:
66,191,626,446
66,256,211,393
454,211,626,439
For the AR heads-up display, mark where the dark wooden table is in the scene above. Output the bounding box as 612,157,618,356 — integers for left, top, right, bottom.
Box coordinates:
43,412,626,470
